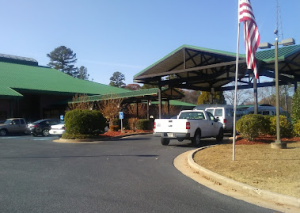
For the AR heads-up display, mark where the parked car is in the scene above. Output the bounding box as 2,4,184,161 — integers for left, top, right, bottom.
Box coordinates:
49,121,65,136
0,118,27,136
27,119,61,137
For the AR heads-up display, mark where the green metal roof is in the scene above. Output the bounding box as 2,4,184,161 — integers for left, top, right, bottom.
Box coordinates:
0,85,23,97
70,88,184,103
256,44,300,62
151,100,196,107
0,61,130,97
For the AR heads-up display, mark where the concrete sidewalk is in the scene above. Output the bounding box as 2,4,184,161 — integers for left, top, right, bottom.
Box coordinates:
174,148,300,213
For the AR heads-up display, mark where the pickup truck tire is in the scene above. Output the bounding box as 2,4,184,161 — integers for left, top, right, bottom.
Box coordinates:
216,128,224,142
192,130,201,147
161,138,170,146
0,129,8,136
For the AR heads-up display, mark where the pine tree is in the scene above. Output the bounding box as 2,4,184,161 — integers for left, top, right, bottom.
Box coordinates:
47,46,78,77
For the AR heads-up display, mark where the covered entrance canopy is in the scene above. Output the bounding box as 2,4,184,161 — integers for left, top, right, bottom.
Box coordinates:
133,44,300,117
134,44,300,91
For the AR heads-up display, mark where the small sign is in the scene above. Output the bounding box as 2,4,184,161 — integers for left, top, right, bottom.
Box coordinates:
119,112,124,119
60,115,64,121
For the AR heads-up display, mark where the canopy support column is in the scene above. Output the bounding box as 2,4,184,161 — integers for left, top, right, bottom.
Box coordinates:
253,77,258,114
158,86,162,119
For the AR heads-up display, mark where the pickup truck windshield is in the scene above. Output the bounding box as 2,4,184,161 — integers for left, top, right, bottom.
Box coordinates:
4,119,13,124
179,112,205,120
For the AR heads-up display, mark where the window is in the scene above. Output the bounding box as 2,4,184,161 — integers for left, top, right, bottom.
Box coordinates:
14,119,20,125
20,119,25,124
206,111,215,121
215,109,223,116
206,109,214,114
226,109,233,116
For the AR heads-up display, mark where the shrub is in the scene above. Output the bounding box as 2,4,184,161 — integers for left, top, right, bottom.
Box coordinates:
137,119,153,130
261,115,272,135
269,115,293,138
109,125,119,131
291,88,300,124
128,118,138,130
293,120,300,137
236,114,265,141
64,109,106,135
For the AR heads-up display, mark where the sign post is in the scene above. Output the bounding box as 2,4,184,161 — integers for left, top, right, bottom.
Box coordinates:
119,112,124,133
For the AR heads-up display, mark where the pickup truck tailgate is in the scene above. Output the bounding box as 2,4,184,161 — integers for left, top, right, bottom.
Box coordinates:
154,119,188,133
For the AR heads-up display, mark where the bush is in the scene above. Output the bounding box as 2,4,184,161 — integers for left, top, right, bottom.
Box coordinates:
293,120,300,137
269,115,293,138
128,118,139,130
261,115,272,135
291,88,300,124
109,125,119,131
137,119,153,130
64,109,106,135
236,114,266,141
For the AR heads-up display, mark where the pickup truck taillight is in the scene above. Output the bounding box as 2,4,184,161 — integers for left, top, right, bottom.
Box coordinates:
186,122,190,129
224,119,227,124
154,122,156,129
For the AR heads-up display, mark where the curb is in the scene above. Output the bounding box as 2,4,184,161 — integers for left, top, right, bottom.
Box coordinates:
53,132,152,143
187,146,300,209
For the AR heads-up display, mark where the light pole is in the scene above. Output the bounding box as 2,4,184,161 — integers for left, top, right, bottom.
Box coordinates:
259,37,295,149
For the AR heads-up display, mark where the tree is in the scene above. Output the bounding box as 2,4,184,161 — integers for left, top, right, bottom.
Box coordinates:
67,94,94,110
124,84,141,90
97,94,124,126
141,84,158,89
47,46,78,77
179,89,199,104
76,66,89,80
109,71,125,88
197,91,226,105
223,84,252,105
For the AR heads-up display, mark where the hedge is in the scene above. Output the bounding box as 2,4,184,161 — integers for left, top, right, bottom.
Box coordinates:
64,109,106,135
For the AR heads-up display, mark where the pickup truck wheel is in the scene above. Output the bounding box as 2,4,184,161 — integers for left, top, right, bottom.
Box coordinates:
161,138,170,146
0,129,7,136
216,128,224,142
192,130,201,147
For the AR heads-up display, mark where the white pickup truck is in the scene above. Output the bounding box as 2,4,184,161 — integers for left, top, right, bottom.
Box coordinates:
153,110,223,147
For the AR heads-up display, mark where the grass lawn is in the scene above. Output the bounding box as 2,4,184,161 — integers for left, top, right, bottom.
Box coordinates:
193,136,300,198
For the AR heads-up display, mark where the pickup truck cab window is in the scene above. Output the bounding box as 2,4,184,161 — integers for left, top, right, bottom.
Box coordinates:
206,111,215,121
179,112,204,120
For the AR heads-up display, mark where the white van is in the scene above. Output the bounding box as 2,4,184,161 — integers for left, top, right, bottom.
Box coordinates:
194,104,234,133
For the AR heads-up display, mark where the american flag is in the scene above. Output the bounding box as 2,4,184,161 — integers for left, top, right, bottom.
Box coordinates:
239,0,260,79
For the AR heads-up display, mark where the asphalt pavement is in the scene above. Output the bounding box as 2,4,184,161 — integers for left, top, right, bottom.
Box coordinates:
0,134,276,213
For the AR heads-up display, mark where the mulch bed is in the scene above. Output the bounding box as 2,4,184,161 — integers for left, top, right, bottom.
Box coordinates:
99,130,153,138
234,135,300,145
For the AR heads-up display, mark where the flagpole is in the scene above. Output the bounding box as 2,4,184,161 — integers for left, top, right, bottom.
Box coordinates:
233,1,241,161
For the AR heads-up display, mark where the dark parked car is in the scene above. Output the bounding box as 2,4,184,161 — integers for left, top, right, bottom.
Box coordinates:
27,119,61,137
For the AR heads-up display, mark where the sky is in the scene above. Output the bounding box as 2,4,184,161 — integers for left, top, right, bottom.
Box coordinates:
0,0,299,86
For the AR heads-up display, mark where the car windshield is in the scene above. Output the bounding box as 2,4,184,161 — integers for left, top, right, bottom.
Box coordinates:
4,119,13,124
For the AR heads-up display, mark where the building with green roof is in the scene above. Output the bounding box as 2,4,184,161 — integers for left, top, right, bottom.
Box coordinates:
0,54,130,121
